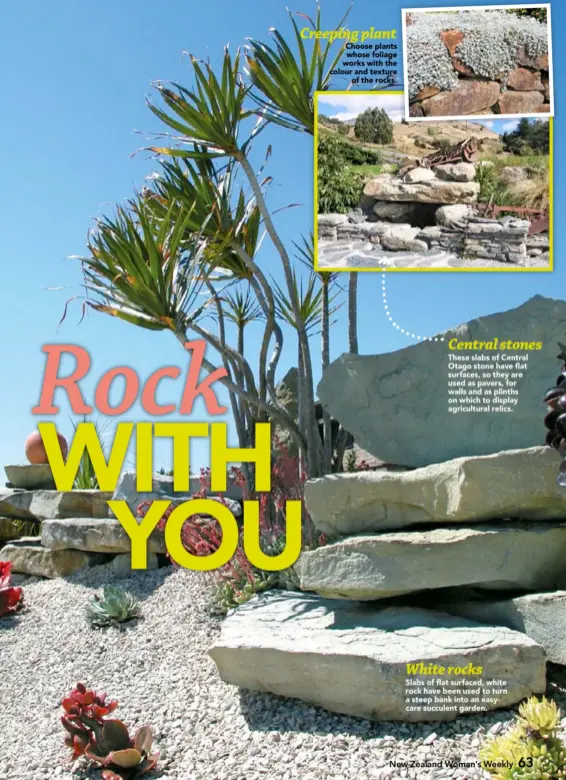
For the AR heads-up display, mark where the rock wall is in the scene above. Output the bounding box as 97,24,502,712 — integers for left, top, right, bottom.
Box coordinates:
407,10,550,117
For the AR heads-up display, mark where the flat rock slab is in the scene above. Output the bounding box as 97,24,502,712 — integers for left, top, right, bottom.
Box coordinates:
41,517,166,555
305,447,566,535
439,591,566,666
4,464,55,490
295,523,566,601
209,592,546,722
0,489,112,520
1,537,106,578
318,295,566,467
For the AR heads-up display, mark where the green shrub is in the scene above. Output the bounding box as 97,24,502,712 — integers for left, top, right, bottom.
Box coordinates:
318,135,366,213
506,7,547,23
503,119,550,156
354,107,393,145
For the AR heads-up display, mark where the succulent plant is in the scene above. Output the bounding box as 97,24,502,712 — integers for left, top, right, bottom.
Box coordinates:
86,585,141,628
207,572,279,616
0,561,24,617
61,684,158,779
480,696,566,779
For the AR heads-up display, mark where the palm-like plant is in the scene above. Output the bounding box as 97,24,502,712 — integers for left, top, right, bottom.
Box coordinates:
72,6,362,480
222,286,263,355
245,6,351,134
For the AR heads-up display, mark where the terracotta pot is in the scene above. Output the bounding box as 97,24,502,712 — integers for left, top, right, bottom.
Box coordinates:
25,430,68,464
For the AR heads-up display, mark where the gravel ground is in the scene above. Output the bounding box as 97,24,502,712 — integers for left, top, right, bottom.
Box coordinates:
2,564,566,780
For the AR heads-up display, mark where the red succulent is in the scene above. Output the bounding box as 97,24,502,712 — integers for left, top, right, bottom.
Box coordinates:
0,561,24,616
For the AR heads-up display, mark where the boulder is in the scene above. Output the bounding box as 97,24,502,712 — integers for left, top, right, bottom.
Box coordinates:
439,591,566,666
112,469,242,513
4,464,55,490
295,523,566,601
363,176,479,205
317,296,566,468
0,489,112,520
499,166,527,185
304,447,566,536
208,592,546,722
507,67,544,92
41,517,167,555
1,537,106,578
434,163,476,182
404,167,436,183
497,91,545,114
420,81,500,117
435,203,473,226
318,214,348,227
381,226,428,253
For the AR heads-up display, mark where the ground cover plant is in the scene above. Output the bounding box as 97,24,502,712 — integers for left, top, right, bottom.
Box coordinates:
407,9,549,106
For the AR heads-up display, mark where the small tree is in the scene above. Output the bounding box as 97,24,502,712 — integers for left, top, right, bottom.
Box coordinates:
354,107,393,145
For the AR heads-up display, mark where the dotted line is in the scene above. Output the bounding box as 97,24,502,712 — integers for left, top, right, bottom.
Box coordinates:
381,273,444,342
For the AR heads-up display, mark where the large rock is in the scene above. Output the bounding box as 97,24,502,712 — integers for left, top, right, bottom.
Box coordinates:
305,447,566,536
363,176,479,205
497,91,545,114
380,226,428,253
112,470,242,513
507,67,544,92
435,203,473,226
318,296,566,468
295,523,566,601
439,591,566,666
421,81,500,117
372,201,439,225
209,592,546,722
434,163,476,182
41,518,166,555
1,537,106,578
0,489,112,520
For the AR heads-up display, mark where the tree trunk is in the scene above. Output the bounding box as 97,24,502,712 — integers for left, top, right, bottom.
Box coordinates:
321,277,332,473
348,273,359,355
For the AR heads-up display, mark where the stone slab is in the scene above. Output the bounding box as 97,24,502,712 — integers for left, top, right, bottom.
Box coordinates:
41,518,166,555
304,447,566,536
1,537,106,578
439,591,566,666
208,592,546,722
317,295,566,468
295,523,566,601
0,489,113,520
363,176,479,204
4,464,55,490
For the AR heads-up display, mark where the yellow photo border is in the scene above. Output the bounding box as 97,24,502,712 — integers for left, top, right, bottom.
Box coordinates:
313,90,553,273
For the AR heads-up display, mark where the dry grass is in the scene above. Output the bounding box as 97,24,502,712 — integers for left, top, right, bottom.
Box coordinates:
511,166,550,211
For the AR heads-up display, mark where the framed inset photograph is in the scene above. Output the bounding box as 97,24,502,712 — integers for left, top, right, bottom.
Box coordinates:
401,4,553,121
314,90,552,272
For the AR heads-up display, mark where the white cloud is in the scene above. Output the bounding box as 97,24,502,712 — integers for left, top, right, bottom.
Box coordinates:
500,119,520,133
318,93,405,123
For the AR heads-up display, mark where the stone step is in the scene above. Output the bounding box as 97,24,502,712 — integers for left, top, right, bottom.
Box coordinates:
0,489,112,520
305,447,566,536
1,537,107,578
41,517,166,555
438,590,566,666
209,592,546,722
295,523,566,601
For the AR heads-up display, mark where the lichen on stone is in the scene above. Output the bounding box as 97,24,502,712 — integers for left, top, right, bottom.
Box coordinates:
407,10,549,101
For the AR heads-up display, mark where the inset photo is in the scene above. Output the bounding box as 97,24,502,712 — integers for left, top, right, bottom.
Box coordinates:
402,4,552,120
314,91,551,271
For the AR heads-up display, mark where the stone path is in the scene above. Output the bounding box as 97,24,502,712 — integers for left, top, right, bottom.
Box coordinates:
317,239,550,270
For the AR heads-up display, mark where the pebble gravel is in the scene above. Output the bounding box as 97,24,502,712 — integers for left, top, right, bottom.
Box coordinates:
2,563,566,780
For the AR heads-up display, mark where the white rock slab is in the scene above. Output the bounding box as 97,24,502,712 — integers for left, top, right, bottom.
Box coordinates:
209,592,546,722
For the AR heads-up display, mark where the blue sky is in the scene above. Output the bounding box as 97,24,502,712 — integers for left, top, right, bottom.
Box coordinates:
0,0,562,475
